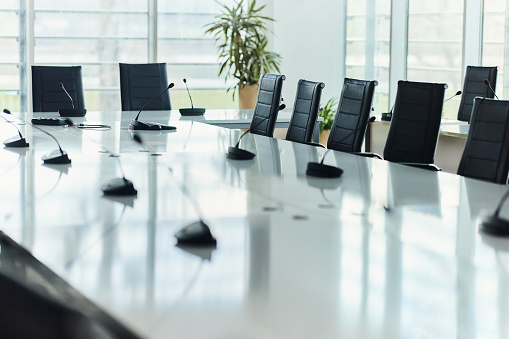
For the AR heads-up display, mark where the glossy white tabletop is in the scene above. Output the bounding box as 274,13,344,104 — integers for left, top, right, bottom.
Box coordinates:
1,110,508,338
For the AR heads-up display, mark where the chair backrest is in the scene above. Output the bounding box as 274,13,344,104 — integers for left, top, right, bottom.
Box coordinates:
32,66,85,112
383,80,446,164
285,79,324,143
119,63,171,111
457,97,509,184
327,78,377,152
249,73,285,137
457,66,498,122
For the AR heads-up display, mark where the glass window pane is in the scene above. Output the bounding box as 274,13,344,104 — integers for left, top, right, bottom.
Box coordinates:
407,0,464,120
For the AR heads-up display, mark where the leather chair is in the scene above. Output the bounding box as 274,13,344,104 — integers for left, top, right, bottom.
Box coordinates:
327,78,377,153
32,66,86,112
457,66,497,122
285,79,324,143
119,63,171,111
383,80,446,170
249,73,285,137
457,97,509,184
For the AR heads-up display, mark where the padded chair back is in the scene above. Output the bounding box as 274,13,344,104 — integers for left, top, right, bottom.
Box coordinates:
457,97,509,184
119,63,171,111
327,78,377,152
32,66,85,112
285,79,324,143
383,80,446,164
457,66,497,122
249,73,285,137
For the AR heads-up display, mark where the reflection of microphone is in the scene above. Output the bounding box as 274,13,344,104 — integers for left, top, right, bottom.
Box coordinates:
179,79,205,116
484,79,499,100
226,103,286,160
444,90,462,103
1,109,29,147
58,83,87,117
480,190,509,236
132,134,216,246
129,83,176,130
4,108,73,164
306,149,343,178
100,149,137,196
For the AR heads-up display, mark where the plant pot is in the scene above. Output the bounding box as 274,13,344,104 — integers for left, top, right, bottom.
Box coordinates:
319,129,331,146
239,84,259,109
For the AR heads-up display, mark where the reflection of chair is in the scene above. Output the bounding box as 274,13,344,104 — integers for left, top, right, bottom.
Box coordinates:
383,80,446,170
119,63,171,111
457,97,509,184
0,232,140,339
457,66,498,122
32,66,85,112
327,78,377,153
285,79,324,143
249,73,285,137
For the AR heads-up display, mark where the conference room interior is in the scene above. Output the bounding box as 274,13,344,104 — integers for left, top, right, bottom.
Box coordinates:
3,0,509,338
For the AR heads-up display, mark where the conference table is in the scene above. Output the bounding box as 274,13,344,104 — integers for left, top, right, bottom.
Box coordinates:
1,109,509,338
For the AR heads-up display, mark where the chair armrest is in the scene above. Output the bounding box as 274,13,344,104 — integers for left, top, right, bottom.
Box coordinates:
352,152,383,160
398,162,441,171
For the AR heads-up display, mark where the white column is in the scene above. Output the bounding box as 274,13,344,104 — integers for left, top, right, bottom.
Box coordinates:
389,0,408,106
25,0,35,113
462,0,483,75
148,0,157,63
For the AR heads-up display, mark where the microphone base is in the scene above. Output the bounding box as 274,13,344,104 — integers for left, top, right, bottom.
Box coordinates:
101,177,137,196
4,136,29,148
481,215,509,236
41,149,71,164
226,146,255,160
129,119,176,131
306,162,343,178
179,108,205,116
59,109,87,117
175,221,217,247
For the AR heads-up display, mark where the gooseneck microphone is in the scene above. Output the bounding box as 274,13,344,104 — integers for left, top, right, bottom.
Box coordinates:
132,134,216,246
444,90,462,103
306,149,344,178
129,83,176,130
179,79,206,116
480,190,509,236
100,149,137,196
484,79,499,100
226,103,286,160
58,83,87,117
1,109,29,147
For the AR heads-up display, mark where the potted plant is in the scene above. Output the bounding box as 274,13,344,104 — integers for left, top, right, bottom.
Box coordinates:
318,97,338,145
205,0,282,108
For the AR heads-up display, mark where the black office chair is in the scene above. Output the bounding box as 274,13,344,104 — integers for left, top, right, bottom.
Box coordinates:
327,78,377,153
285,79,324,143
119,63,171,111
457,97,509,184
0,232,141,339
383,80,446,171
249,73,285,137
457,66,498,122
32,66,86,112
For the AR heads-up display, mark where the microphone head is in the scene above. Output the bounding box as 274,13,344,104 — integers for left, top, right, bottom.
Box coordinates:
278,103,286,111
456,91,462,95
132,134,143,145
3,109,11,114
59,82,64,88
484,79,490,86
183,78,187,84
168,83,175,89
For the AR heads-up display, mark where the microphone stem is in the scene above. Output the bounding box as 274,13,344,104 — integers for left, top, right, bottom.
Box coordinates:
0,113,23,139
61,85,75,109
185,83,194,109
320,149,332,164
494,189,509,217
30,123,65,155
135,84,171,121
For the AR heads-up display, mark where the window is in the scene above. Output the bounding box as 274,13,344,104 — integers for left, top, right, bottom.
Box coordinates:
482,0,505,99
407,0,464,119
0,0,23,112
345,0,391,113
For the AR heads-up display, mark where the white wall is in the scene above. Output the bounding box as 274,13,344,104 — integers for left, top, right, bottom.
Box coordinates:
267,0,346,107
